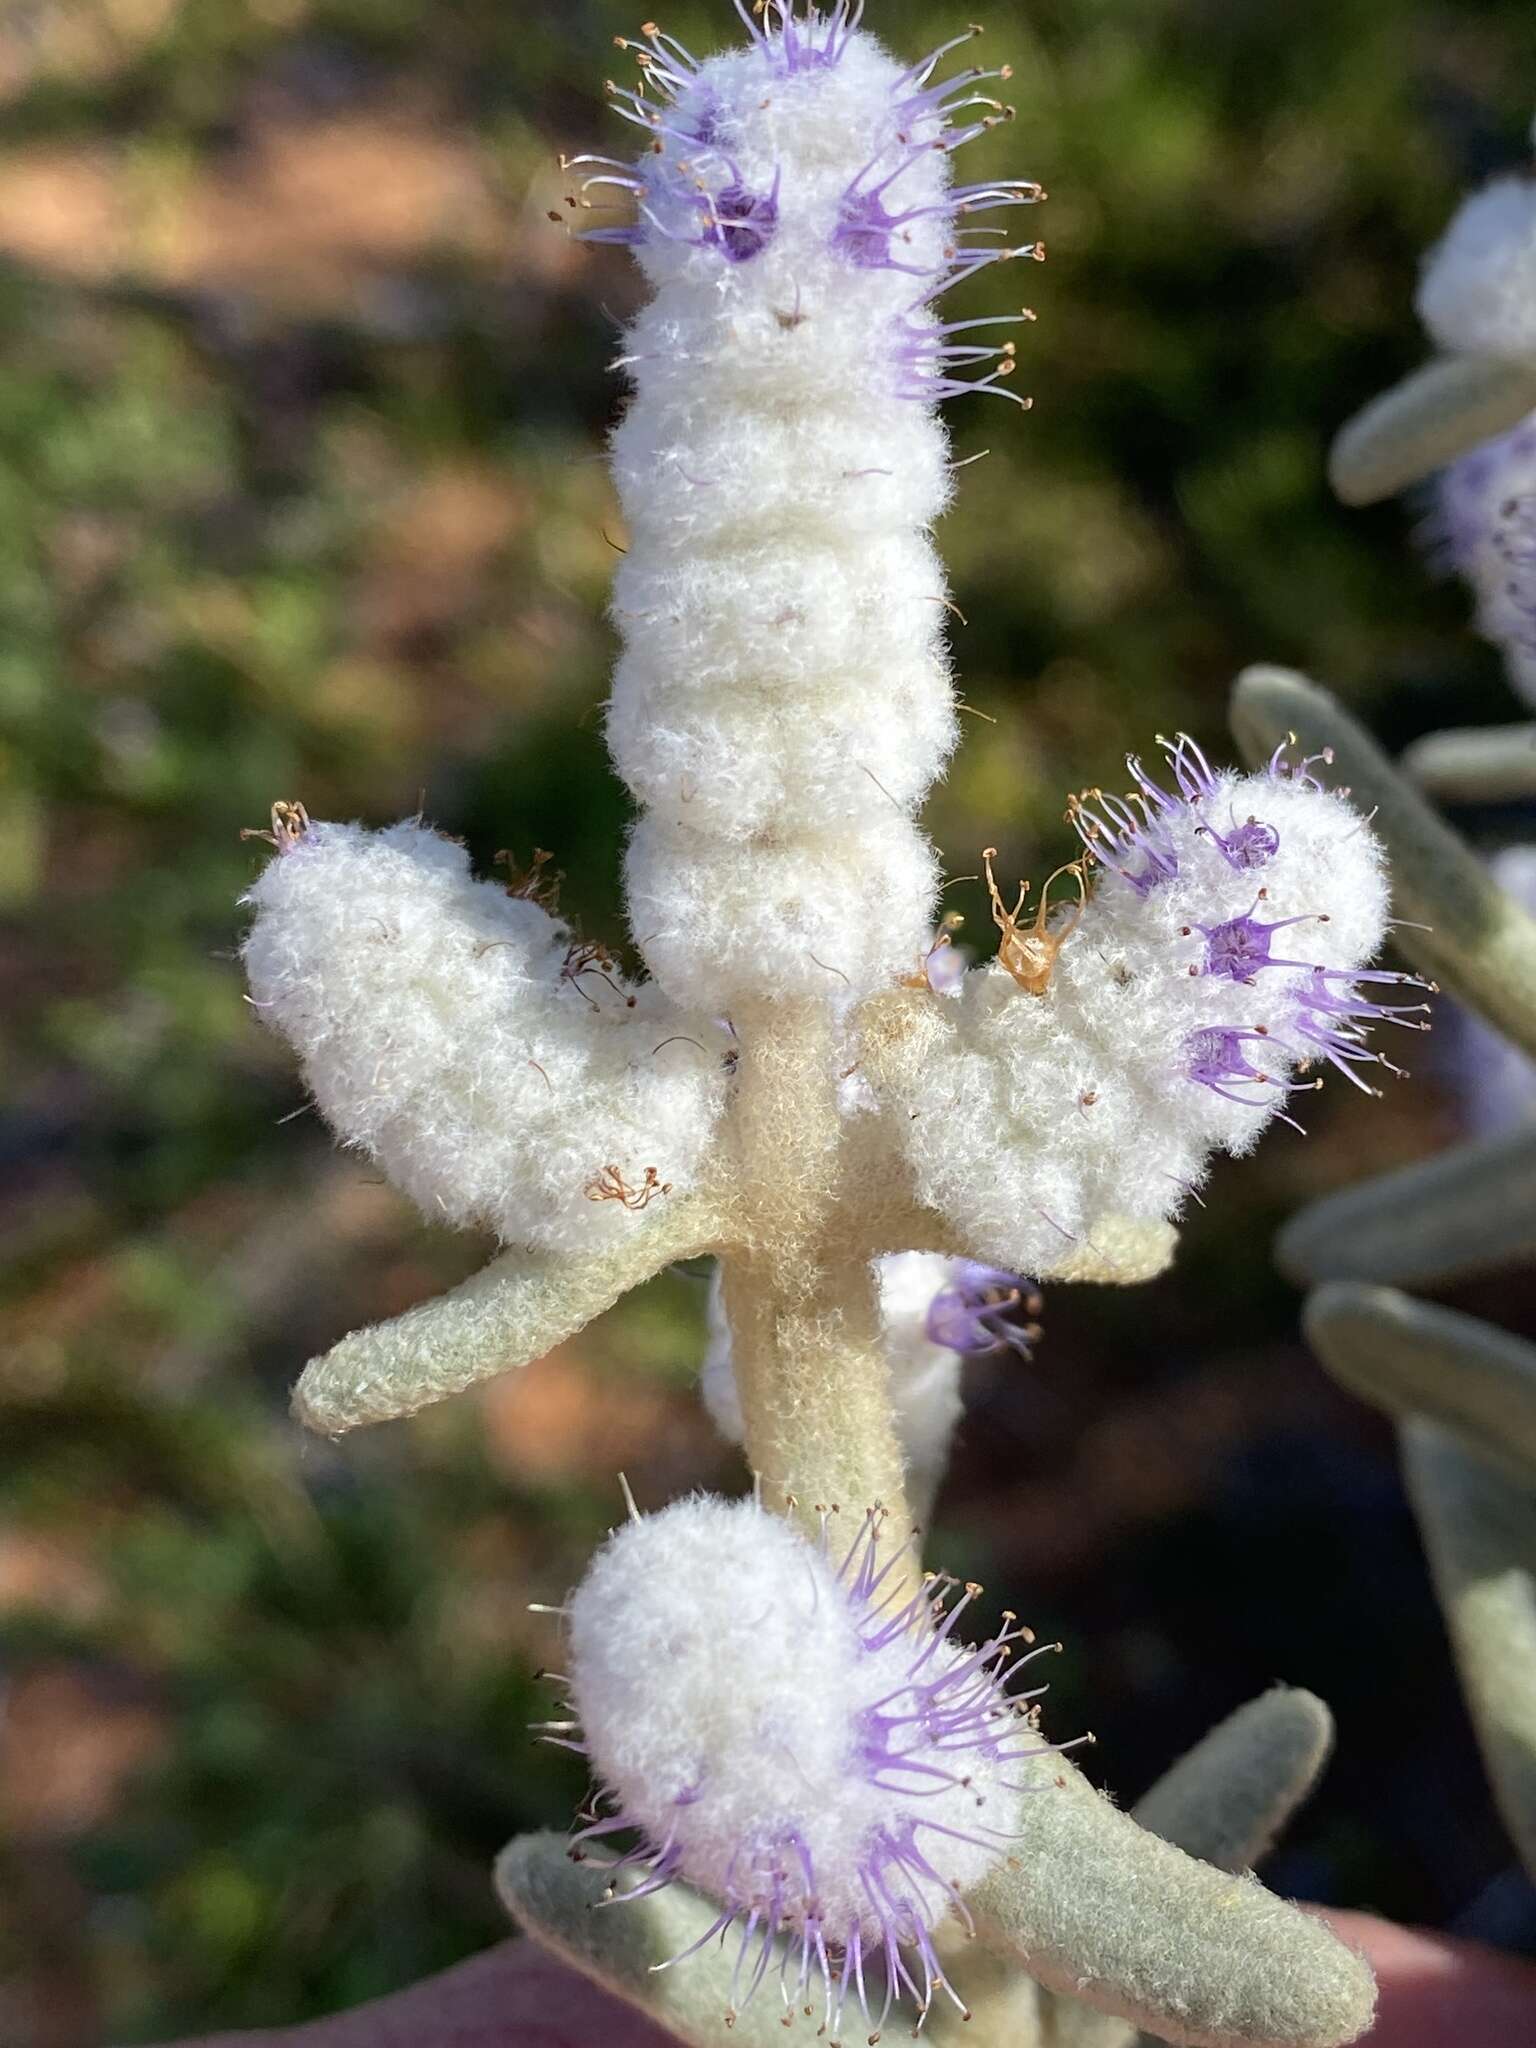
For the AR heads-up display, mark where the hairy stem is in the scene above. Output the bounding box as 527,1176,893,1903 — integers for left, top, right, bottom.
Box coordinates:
721,999,913,1546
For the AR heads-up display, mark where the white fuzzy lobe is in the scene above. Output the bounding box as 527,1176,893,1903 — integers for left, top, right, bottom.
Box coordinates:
625,809,939,1006
702,1252,963,1466
568,1495,1017,1947
867,766,1394,1275
601,25,1035,1004
1418,172,1536,362
242,821,729,1255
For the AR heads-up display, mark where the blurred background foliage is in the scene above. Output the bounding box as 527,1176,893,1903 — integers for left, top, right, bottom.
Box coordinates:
3,0,1536,2042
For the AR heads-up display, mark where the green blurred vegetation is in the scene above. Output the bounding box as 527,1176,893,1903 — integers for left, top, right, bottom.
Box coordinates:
2,0,1536,2041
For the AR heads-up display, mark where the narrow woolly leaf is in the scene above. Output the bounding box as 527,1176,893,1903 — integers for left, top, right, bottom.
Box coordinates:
1327,355,1536,506
1276,1128,1536,1289
969,1753,1374,2047
1401,1421,1536,1884
1132,1689,1335,1875
1046,1691,1335,2048
1308,1286,1536,1483
293,1199,717,1432
1230,665,1536,1055
1402,724,1536,804
496,1831,849,2047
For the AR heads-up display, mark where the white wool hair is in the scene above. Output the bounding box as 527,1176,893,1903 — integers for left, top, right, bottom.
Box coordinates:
241,820,729,1255
702,1251,963,1463
868,771,1392,1275
600,25,1035,1005
567,1495,1015,1941
1417,171,1536,362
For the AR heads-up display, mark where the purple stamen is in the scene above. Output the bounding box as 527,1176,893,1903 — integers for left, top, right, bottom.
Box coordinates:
566,1508,1060,2034
1189,894,1328,983
924,1260,1043,1359
1070,784,1179,893
1199,811,1281,872
706,177,780,262
1185,1026,1292,1106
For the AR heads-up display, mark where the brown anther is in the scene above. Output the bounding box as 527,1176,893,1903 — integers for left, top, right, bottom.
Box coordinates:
497,844,563,911
1079,1089,1098,1107
547,210,564,224
241,798,311,851
584,1163,672,1210
983,846,1090,995
562,936,636,1008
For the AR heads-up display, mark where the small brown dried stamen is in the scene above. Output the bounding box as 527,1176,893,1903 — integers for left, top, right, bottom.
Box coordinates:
982,846,1090,995
240,799,310,852
497,845,563,912
584,1163,672,1210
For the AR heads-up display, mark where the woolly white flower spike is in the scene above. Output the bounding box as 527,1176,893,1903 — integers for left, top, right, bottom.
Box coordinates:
857,735,1417,1279
1426,415,1536,705
1330,134,1536,505
1419,158,1536,364
559,1493,1061,2040
241,807,731,1260
580,4,1042,1006
530,1494,1371,2048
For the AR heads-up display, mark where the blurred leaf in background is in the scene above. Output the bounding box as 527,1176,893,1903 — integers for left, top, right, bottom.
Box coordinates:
2,1,1536,2042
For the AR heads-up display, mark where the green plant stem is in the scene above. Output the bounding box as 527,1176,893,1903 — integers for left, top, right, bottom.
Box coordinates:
721,999,913,1547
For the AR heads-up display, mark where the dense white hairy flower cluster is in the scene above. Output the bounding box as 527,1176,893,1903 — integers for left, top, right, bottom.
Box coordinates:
1430,411,1536,702
862,741,1413,1276
242,814,730,1256
702,1251,965,1456
1418,154,1536,363
583,9,1040,1006
564,1493,1049,2029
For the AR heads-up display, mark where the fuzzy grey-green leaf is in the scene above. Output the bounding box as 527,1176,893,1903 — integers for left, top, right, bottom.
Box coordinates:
1230,665,1536,1056
293,1196,717,1433
1307,1285,1536,1483
497,1831,823,2047
1327,355,1536,506
1131,1690,1334,1877
1276,1128,1536,1289
1401,723,1536,804
1401,1422,1536,1885
969,1752,1373,2047
1045,1691,1335,2048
